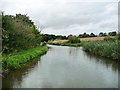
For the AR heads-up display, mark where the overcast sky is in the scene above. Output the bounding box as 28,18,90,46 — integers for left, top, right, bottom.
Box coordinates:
0,0,119,36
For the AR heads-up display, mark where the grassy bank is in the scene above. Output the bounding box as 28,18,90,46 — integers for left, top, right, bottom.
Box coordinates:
48,40,81,47
2,46,48,70
82,41,119,60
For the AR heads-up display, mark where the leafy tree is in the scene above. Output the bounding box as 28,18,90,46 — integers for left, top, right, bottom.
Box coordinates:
41,34,67,42
68,35,80,43
103,33,107,36
79,33,89,38
108,31,117,36
99,32,104,36
2,13,41,53
89,33,96,37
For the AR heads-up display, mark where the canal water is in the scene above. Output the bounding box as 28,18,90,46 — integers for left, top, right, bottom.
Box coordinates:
2,45,119,88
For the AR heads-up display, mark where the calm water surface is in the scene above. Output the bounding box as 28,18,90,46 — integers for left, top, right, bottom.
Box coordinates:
2,45,119,88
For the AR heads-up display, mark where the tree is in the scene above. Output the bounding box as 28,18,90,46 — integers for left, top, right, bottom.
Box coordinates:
90,33,96,37
99,32,104,36
78,33,89,38
68,35,80,43
2,14,41,53
103,33,107,36
108,31,117,36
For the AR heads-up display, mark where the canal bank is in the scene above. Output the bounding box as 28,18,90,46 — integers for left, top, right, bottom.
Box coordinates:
2,46,48,72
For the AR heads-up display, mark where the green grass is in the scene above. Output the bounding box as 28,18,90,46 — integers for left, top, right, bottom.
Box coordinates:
2,46,48,70
82,40,119,60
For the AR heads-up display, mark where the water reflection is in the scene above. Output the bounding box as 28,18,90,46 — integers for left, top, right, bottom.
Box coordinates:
2,45,119,88
2,57,41,88
84,51,119,72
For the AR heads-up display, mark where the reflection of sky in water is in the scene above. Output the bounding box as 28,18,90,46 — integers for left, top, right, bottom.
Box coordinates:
3,45,118,88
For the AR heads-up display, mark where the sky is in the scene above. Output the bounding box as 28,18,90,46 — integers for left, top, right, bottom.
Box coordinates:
0,0,119,36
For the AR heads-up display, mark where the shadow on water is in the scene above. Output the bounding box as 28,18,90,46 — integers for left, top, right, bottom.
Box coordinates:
83,50,119,72
2,57,42,88
68,46,119,72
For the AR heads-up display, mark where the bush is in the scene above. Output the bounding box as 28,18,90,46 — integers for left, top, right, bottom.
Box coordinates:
68,36,80,43
104,37,115,41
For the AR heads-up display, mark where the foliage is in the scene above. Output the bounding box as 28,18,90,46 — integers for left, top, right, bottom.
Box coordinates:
48,39,81,47
108,31,117,36
79,33,90,38
117,33,120,40
82,41,119,60
2,14,41,53
89,33,96,37
2,46,48,70
99,32,106,36
104,36,116,41
41,34,67,42
68,35,80,43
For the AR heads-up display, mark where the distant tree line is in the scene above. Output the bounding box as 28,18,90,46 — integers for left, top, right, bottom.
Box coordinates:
79,31,117,38
99,31,117,37
79,32,96,38
2,13,41,53
41,31,118,42
41,34,68,42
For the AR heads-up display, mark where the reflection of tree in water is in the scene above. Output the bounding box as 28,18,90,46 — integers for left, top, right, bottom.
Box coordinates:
69,47,79,56
68,47,81,60
84,52,119,72
2,57,41,88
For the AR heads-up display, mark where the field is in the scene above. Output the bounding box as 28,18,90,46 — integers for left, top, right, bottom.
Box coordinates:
80,36,115,41
80,37,105,41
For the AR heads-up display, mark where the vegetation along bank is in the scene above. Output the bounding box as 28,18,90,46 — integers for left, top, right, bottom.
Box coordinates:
1,13,48,71
2,46,48,70
82,40,119,60
48,36,120,61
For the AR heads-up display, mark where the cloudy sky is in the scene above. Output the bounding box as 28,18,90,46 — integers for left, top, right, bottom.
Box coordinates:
0,0,119,36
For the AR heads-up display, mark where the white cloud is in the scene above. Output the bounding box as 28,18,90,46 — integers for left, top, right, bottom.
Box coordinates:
0,0,118,35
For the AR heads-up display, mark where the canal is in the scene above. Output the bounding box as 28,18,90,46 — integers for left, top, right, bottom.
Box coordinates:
2,45,119,88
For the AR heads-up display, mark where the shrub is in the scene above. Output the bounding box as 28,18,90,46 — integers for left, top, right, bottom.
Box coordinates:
68,36,80,43
104,37,115,41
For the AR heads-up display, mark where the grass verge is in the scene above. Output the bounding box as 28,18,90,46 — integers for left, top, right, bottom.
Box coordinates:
2,46,48,70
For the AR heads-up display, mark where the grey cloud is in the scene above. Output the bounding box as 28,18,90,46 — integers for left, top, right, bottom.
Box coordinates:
0,0,118,35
